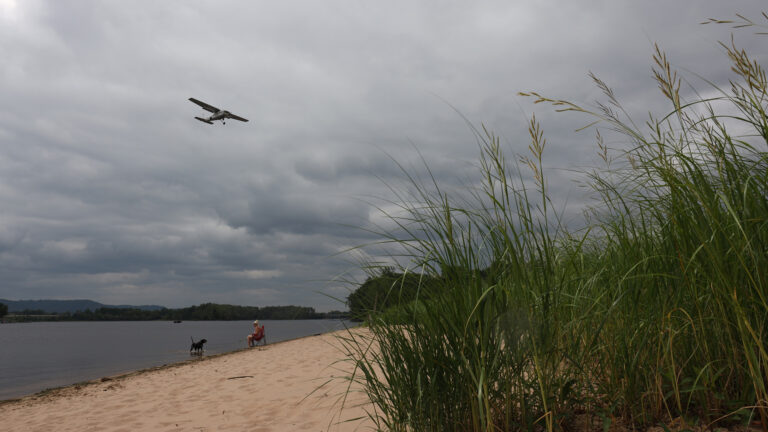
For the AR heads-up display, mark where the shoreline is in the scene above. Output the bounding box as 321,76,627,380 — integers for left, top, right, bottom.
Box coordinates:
0,320,357,403
0,328,372,432
0,329,335,405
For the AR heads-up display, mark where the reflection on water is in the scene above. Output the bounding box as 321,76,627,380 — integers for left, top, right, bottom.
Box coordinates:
0,320,352,401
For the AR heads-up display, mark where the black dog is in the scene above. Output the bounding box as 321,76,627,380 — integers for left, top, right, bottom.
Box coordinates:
190,337,207,354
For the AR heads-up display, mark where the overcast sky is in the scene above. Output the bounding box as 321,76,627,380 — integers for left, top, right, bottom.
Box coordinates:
0,1,764,310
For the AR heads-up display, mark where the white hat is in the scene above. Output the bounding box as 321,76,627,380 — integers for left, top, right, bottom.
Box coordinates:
253,320,259,325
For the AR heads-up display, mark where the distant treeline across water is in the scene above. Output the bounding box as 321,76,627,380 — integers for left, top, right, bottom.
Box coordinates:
2,302,349,322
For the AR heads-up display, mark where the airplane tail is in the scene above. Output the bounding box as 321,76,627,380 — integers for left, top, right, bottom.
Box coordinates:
195,117,214,125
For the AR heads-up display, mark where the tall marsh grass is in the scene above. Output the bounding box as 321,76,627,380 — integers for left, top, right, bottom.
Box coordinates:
340,17,768,431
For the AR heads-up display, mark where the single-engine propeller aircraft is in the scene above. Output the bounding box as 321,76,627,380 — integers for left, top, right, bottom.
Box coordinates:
188,97,249,125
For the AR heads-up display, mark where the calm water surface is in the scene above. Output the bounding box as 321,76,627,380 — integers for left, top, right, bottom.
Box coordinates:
0,320,352,401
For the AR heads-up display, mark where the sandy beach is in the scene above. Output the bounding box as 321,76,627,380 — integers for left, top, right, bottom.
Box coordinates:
0,329,373,432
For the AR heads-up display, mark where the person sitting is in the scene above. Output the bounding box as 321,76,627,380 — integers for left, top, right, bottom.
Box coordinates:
247,320,266,347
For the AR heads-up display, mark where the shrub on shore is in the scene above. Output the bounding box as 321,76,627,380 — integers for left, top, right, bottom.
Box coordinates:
340,14,768,432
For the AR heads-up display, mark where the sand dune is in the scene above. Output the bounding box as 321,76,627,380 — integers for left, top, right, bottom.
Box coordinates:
0,329,373,432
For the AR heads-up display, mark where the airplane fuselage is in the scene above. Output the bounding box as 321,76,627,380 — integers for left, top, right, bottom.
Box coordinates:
207,110,230,122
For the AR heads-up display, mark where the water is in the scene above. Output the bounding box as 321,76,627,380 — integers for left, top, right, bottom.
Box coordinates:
0,320,353,401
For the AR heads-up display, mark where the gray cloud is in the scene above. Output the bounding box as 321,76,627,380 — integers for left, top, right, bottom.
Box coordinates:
0,0,764,310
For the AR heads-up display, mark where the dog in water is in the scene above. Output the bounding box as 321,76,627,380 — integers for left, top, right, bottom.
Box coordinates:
190,337,207,354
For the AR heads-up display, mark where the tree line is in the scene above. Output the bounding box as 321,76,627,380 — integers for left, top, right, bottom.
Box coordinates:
0,302,348,322
346,267,445,321
346,265,505,321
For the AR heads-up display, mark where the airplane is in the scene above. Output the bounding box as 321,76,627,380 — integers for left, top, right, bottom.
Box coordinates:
188,97,249,125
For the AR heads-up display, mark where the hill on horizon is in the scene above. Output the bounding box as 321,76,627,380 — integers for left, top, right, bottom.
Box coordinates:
0,299,166,314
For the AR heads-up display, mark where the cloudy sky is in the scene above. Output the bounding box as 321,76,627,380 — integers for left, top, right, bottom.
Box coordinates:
0,1,764,310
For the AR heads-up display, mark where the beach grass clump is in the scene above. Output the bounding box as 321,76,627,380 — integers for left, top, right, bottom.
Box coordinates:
340,15,768,431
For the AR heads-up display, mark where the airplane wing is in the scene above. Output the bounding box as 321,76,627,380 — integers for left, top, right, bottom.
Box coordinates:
188,98,220,113
225,112,249,122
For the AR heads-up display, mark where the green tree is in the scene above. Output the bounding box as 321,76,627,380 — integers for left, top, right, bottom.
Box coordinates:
347,268,436,320
0,302,7,319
